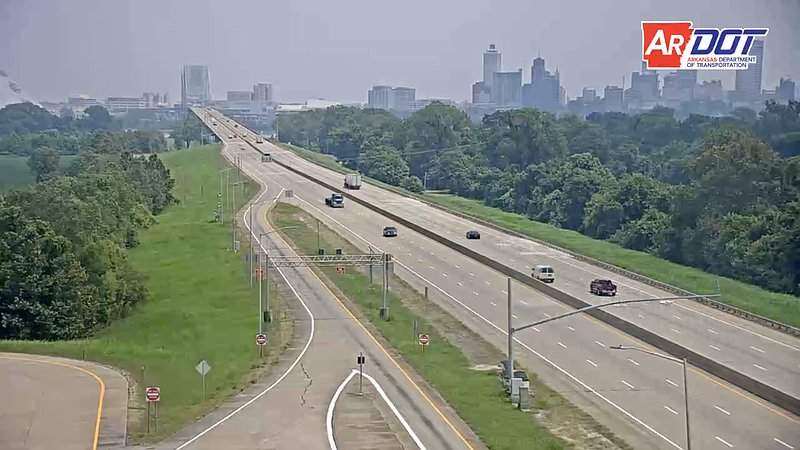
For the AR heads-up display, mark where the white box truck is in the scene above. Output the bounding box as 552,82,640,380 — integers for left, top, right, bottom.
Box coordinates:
344,173,362,190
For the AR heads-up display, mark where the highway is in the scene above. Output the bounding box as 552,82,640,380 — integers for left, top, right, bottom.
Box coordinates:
155,133,481,450
197,108,800,450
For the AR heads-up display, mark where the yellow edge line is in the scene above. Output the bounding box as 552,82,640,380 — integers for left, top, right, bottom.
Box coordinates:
0,354,106,449
265,209,477,450
518,284,800,425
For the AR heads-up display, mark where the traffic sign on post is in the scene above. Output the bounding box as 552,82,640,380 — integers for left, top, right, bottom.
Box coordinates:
256,333,267,346
418,334,430,346
146,386,160,402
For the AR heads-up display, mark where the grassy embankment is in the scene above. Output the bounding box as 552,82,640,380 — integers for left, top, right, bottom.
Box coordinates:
272,202,630,450
279,144,800,328
0,144,293,443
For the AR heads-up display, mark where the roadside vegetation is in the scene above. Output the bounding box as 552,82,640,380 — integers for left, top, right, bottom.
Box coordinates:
0,143,292,443
272,202,630,450
275,101,800,325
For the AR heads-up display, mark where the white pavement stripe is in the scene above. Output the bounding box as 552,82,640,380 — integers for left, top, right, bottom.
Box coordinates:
512,314,518,318
442,273,448,277
502,290,507,294
708,328,719,334
586,359,598,367
543,312,551,318
673,315,681,320
638,314,646,319
429,266,435,270
485,281,490,285
714,405,731,415
773,438,794,449
753,363,768,371
663,405,679,415
666,379,679,387
532,327,540,332
709,344,721,351
628,358,640,366
490,302,497,307
715,436,734,448
671,328,681,334
457,282,463,286
567,326,575,331
473,291,479,296
622,380,634,389
327,369,428,450
520,301,528,305
595,341,605,348
750,346,765,353
558,342,567,349
418,259,423,263
455,265,460,269
469,273,474,277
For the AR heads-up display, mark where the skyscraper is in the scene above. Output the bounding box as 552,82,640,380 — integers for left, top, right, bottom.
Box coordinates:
392,87,416,112
491,69,522,106
531,56,546,84
368,85,393,110
181,65,211,108
735,40,764,103
522,56,560,112
253,83,273,102
483,44,502,89
604,86,624,112
777,78,796,102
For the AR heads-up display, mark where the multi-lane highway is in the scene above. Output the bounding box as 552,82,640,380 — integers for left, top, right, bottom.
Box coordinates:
155,131,481,450
196,108,800,450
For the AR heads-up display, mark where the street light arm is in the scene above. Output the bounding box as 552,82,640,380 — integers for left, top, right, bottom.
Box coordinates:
513,294,719,333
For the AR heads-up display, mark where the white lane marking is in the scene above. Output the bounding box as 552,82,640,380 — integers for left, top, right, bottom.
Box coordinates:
663,405,679,415
531,327,540,332
418,259,423,263
407,252,412,256
567,326,575,331
177,183,316,450
287,191,684,450
586,359,598,367
409,240,414,244
715,436,734,448
469,272,475,277
753,363,768,371
628,358,640,366
708,328,719,334
671,329,681,334
502,290,508,294
714,405,731,415
490,302,498,307
563,282,571,286
750,346,765,353
429,266,435,270
543,312,551,318
520,300,528,305
327,369,427,450
666,379,679,387
672,315,681,320
430,251,434,255
525,265,530,269
595,341,605,348
510,258,515,262
457,282,463,286
710,344,721,351
622,380,634,389
455,265,460,269
485,281,490,285
557,342,567,349
512,314,518,318
472,291,479,296
638,314,646,319
442,273,448,277
773,438,794,449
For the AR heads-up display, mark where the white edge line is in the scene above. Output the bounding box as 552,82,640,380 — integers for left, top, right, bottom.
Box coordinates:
361,371,428,450
176,144,316,450
289,172,683,450
327,371,357,450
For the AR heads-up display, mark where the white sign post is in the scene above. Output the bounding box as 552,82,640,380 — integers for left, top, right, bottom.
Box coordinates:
196,360,212,401
145,387,160,434
418,334,430,353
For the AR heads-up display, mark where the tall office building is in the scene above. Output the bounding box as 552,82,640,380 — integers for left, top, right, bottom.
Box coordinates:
392,87,416,112
522,56,560,112
472,81,491,104
604,85,624,112
531,56,546,84
253,83,273,102
491,69,522,106
582,88,597,103
368,85,393,110
735,40,764,103
777,78,796,102
483,44,502,89
181,65,211,108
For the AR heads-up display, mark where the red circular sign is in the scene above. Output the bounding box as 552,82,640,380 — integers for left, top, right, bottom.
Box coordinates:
256,333,267,345
418,334,430,345
145,387,160,402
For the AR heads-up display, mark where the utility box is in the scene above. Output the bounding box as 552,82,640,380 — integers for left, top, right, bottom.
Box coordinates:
510,378,522,404
518,386,531,411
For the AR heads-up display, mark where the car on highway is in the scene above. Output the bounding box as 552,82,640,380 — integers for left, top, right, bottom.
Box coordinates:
234,124,238,128
382,226,398,237
228,134,234,139
466,230,481,240
590,279,617,296
532,265,555,283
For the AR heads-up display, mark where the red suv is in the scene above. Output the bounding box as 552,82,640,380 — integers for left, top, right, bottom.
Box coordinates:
590,279,617,296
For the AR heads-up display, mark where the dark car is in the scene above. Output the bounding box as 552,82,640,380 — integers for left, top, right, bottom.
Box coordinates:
382,226,398,237
466,230,481,240
590,279,617,296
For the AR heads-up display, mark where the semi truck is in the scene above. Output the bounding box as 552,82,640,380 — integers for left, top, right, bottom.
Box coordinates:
325,193,344,208
344,173,362,190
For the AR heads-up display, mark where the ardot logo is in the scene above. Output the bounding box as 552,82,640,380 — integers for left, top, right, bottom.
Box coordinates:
641,21,768,70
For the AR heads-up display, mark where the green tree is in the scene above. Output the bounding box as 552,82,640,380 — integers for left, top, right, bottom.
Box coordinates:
27,147,61,181
481,109,566,169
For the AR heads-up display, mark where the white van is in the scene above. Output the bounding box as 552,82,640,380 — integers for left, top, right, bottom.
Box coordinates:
532,265,555,283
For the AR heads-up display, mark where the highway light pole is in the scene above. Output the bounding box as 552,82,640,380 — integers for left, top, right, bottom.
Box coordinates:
506,292,720,383
258,227,300,325
218,168,234,226
232,180,249,251
611,345,691,450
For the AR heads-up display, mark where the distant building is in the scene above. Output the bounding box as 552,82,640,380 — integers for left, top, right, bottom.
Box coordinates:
491,70,522,107
483,44,502,90
392,87,416,112
68,95,101,108
227,91,253,101
695,80,724,101
627,62,660,111
368,85,393,110
777,78,796,102
253,83,273,102
106,96,147,112
181,65,211,108
472,81,491,104
522,56,560,112
409,98,457,113
582,88,597,103
735,40,764,103
603,85,624,112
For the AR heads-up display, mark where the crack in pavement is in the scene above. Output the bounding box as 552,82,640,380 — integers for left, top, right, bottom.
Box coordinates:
300,363,313,406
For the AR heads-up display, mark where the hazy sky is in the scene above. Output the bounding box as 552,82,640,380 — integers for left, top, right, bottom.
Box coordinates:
1,0,799,103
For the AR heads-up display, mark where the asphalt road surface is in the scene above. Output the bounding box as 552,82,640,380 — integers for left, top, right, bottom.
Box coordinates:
196,108,800,450
153,135,483,450
0,353,127,450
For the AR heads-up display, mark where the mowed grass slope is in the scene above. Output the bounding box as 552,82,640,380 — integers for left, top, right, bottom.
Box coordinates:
280,145,800,328
0,144,289,443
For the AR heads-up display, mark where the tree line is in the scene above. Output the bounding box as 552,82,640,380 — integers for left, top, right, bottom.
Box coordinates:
277,101,800,296
0,105,177,340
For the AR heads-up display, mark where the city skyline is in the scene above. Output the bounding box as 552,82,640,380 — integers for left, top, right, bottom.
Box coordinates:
1,0,798,104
